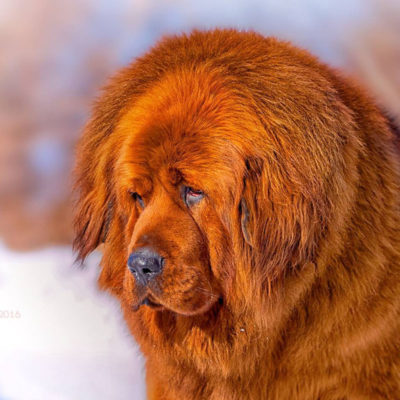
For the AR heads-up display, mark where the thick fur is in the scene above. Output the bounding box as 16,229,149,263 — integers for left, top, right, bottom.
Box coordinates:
73,29,400,399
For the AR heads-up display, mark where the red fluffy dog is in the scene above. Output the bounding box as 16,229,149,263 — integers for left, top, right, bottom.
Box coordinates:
74,30,400,399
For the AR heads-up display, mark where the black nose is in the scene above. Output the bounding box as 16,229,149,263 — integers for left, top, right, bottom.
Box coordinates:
127,247,164,285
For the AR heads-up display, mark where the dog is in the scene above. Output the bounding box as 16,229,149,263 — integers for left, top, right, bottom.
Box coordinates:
73,29,400,399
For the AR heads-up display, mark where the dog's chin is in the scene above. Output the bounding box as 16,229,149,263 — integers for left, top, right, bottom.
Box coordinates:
163,296,221,316
133,291,221,316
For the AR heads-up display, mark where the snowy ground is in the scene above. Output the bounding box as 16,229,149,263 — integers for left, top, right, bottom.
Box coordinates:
0,243,146,400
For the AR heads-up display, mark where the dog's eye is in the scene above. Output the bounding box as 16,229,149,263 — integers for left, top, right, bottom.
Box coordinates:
130,192,145,208
183,186,204,207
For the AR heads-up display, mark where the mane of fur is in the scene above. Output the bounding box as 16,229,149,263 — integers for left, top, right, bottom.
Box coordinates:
73,29,400,400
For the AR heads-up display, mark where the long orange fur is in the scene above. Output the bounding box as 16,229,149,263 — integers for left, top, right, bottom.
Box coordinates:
73,29,400,399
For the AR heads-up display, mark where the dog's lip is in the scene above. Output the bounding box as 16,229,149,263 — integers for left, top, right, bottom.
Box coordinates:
140,296,163,309
132,294,164,311
132,291,224,314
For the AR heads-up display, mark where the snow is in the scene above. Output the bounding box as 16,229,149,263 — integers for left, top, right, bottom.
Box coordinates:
0,244,146,400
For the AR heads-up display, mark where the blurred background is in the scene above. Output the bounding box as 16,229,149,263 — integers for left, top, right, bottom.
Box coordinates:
0,0,399,398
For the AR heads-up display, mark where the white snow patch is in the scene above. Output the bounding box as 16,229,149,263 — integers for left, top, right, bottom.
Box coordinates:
0,243,146,400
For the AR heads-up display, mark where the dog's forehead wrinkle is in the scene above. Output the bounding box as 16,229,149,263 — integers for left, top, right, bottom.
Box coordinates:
153,174,185,211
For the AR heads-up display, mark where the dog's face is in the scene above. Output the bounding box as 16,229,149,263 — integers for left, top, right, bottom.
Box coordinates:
117,135,224,315
74,33,358,321
117,126,228,315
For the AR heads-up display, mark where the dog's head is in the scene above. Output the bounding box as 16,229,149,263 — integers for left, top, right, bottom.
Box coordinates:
73,30,359,317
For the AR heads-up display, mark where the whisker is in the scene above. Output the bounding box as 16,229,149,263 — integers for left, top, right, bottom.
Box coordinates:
193,285,219,301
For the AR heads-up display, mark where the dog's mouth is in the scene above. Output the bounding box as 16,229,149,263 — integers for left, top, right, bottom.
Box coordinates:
132,292,224,317
132,293,164,311
140,296,163,309
130,278,223,315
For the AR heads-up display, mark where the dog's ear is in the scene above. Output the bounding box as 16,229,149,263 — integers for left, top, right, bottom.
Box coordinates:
240,198,253,246
72,126,116,263
239,157,263,247
73,184,114,263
